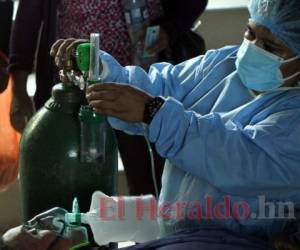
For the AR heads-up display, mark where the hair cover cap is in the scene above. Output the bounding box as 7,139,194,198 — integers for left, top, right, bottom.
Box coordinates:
248,0,300,56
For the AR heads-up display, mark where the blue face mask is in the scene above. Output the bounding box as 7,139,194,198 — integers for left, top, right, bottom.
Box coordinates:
235,39,300,92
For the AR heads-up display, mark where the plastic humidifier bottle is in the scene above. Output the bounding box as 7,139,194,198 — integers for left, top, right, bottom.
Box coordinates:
79,33,106,164
79,106,106,164
65,191,160,246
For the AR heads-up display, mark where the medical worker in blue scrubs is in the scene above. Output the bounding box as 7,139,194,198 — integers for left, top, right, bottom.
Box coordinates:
51,0,300,249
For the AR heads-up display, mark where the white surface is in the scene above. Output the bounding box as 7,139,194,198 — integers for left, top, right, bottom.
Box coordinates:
86,192,159,245
207,0,249,10
118,152,124,171
26,73,36,97
12,0,18,20
118,241,136,248
198,4,249,50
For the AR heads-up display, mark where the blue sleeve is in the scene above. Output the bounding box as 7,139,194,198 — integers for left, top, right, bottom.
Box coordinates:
100,50,208,100
100,47,235,135
146,97,300,195
101,50,207,135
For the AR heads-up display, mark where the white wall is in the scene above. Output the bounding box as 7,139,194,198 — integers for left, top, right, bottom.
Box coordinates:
198,8,250,50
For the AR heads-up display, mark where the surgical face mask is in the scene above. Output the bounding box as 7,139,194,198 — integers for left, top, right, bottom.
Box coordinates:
235,39,300,92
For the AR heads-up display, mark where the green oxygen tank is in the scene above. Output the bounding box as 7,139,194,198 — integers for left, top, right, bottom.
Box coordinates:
19,33,118,222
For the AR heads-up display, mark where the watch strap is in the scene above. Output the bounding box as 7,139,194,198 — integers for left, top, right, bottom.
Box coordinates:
143,96,165,124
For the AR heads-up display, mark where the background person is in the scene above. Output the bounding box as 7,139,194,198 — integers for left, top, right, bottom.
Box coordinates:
8,0,207,197
0,0,13,93
0,0,19,191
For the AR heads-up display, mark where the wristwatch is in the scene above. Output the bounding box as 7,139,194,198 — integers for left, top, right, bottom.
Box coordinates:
143,96,165,124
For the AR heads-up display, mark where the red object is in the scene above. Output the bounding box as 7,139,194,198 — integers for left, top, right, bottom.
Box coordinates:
0,77,20,191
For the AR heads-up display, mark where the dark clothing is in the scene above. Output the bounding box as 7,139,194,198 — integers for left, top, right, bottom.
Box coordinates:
8,0,207,196
0,0,13,56
120,228,275,250
9,0,207,108
0,0,13,93
9,0,59,108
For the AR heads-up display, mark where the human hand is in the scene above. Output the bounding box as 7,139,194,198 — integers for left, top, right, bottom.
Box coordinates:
86,83,153,123
50,38,89,69
2,225,73,250
10,71,35,133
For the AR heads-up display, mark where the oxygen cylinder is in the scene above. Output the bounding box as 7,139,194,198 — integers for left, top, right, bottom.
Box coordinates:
19,81,118,222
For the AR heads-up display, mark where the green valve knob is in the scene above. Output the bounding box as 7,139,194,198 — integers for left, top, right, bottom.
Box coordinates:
76,43,91,72
65,197,82,225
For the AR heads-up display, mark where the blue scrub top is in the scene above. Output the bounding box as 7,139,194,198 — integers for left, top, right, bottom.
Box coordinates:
99,46,300,239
